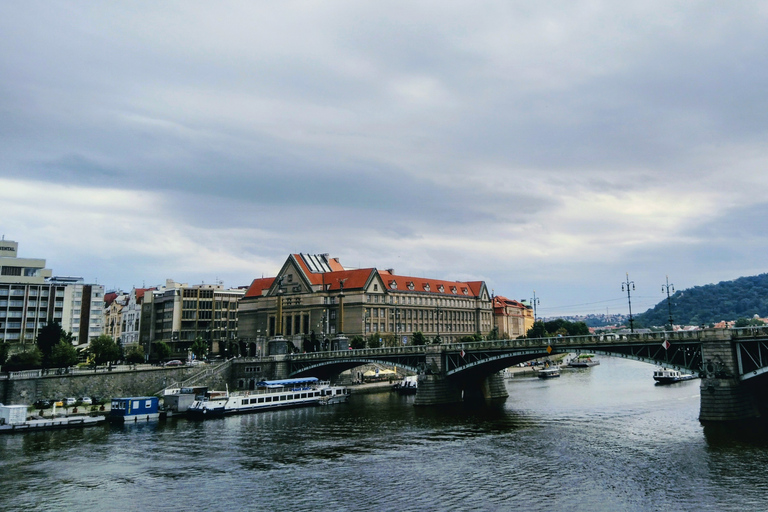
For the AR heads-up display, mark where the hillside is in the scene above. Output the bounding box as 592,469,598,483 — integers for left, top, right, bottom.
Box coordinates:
636,273,768,327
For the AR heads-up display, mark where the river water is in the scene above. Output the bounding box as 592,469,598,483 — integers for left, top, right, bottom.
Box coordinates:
2,357,768,512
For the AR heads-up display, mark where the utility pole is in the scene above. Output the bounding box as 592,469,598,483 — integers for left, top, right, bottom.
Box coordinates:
622,273,635,333
662,275,675,329
531,291,541,321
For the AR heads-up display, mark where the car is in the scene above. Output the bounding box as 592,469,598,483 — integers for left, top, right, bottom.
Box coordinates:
189,360,206,366
79,397,92,405
64,397,76,406
165,360,184,367
33,399,52,409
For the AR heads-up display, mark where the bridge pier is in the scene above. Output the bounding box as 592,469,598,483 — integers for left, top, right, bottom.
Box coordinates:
414,374,462,406
699,329,760,422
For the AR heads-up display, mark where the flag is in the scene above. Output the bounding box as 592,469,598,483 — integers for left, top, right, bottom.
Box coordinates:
460,349,465,358
662,340,671,350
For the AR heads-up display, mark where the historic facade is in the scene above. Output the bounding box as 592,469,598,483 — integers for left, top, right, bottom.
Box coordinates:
492,295,534,338
237,253,494,356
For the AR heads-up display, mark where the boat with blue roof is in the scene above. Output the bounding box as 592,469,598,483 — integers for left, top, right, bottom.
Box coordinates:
186,377,349,419
108,396,160,423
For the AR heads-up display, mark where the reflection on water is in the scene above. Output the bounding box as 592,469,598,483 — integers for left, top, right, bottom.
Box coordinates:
2,357,768,512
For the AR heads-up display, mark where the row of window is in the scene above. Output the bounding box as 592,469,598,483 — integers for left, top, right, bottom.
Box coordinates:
241,391,321,405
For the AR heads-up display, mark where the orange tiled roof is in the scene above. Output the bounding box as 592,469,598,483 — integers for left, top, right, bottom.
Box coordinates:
244,277,276,298
382,273,481,298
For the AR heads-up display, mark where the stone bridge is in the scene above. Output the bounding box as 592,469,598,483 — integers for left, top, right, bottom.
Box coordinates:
258,327,768,422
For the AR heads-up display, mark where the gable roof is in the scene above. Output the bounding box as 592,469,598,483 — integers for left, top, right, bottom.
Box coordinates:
244,277,276,298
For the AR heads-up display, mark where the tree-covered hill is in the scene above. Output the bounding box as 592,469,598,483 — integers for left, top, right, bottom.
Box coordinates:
637,273,768,327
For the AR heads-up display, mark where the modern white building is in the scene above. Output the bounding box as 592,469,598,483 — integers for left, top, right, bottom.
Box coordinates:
0,240,103,347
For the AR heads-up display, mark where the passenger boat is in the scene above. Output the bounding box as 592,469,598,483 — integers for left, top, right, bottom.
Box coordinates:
537,366,561,379
1,403,105,434
393,375,418,394
653,368,696,384
568,354,600,368
108,396,161,423
186,377,349,419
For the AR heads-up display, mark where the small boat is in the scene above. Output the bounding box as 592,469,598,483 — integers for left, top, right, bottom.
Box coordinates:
568,354,600,368
162,386,209,415
187,377,349,419
393,375,418,395
653,368,696,384
0,404,105,434
108,396,161,423
537,366,561,379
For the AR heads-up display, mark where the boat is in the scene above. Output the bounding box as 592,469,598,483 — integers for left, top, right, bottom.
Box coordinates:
162,386,208,415
108,396,161,423
1,403,105,434
393,375,418,394
653,368,696,384
537,366,561,379
186,377,349,419
568,354,600,368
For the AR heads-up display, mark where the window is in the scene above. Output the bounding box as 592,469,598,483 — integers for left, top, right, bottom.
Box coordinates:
1,266,22,276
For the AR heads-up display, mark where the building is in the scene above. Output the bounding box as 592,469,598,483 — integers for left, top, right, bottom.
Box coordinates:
47,276,105,345
119,287,153,348
237,253,494,356
140,279,245,359
0,240,104,347
492,296,534,338
104,291,128,341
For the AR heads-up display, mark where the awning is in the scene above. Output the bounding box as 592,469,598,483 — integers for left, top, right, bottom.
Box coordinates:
256,377,319,388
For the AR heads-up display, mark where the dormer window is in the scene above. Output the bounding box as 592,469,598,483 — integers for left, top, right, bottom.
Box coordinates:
390,281,397,289
462,288,468,295
407,281,415,290
451,286,457,294
438,285,444,293
424,283,430,292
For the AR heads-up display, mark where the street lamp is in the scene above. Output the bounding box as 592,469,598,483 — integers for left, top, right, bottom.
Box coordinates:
662,276,675,329
531,291,541,322
622,273,636,333
434,305,442,343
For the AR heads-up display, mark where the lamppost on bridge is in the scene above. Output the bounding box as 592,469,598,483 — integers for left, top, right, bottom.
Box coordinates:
434,305,442,344
622,273,636,334
531,291,541,322
662,275,675,329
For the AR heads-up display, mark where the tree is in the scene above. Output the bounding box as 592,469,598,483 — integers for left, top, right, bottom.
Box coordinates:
191,337,208,360
735,317,750,328
487,326,499,340
4,347,42,371
124,344,144,364
412,331,427,346
50,341,79,368
367,333,382,349
153,341,172,362
432,335,442,345
0,341,9,366
526,321,548,338
349,335,366,349
89,335,120,365
36,322,66,366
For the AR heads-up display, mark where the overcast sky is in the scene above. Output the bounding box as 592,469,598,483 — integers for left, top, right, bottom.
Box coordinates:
2,2,768,318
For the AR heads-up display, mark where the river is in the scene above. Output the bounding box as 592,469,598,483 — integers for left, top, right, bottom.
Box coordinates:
2,357,768,512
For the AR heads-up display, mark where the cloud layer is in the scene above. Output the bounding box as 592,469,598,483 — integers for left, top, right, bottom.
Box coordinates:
3,2,768,316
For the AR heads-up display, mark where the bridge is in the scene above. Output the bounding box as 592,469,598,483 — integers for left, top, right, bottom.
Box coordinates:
253,327,768,422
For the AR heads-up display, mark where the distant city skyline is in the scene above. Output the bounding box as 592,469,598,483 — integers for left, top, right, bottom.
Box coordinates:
3,3,768,317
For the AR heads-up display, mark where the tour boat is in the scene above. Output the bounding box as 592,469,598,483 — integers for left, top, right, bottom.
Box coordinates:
393,375,418,395
568,354,600,368
1,403,105,434
537,366,561,379
653,368,696,384
186,377,349,419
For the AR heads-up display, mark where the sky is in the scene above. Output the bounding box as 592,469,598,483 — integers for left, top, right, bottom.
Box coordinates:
2,2,768,318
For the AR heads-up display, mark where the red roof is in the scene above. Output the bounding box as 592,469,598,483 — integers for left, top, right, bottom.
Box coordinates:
244,277,276,298
104,292,118,306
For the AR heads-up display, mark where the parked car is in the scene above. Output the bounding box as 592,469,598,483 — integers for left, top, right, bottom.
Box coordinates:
33,399,52,410
64,397,76,406
79,397,92,405
189,360,206,366
165,360,184,367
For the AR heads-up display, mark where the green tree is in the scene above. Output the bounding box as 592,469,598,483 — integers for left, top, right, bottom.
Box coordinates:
735,317,750,328
50,341,79,368
526,321,548,338
153,341,172,362
412,331,426,346
36,322,66,366
125,344,144,364
367,332,382,349
349,335,366,349
487,326,499,340
5,347,42,370
0,341,9,366
89,335,121,365
432,335,442,345
191,337,208,360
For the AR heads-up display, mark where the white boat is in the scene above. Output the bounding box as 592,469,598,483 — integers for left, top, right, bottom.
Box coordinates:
653,368,696,384
393,375,418,394
186,377,349,419
537,366,561,379
568,354,600,368
1,403,105,434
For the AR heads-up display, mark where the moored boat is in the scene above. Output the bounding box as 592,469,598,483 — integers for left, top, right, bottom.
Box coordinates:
393,375,418,394
1,403,105,434
537,366,561,379
568,354,600,368
108,396,161,423
186,377,349,419
653,368,696,384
